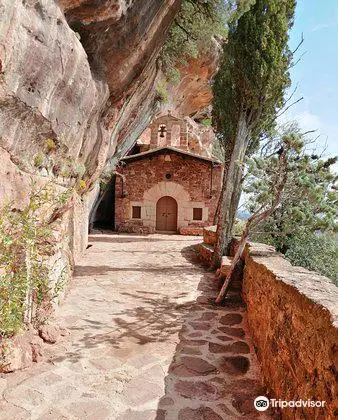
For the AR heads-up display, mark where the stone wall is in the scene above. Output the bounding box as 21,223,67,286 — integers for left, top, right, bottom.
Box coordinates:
241,242,338,419
115,151,222,233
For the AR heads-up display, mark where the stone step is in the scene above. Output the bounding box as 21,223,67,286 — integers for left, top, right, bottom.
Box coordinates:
196,242,214,266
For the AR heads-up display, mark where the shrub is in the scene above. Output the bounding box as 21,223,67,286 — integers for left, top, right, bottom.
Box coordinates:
74,163,86,179
155,82,169,104
34,154,44,168
45,139,57,153
77,179,87,192
233,218,246,236
285,231,338,284
200,118,212,127
0,183,70,336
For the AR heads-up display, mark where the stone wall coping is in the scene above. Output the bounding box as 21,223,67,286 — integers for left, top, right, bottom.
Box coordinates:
199,243,214,252
245,241,338,328
203,225,217,233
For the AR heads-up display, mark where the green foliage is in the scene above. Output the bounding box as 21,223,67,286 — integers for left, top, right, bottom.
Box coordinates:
200,118,212,127
77,179,87,192
60,167,71,178
233,218,246,236
245,126,338,282
74,163,86,179
45,139,57,153
161,0,246,83
34,153,44,168
212,135,225,162
285,232,338,283
212,0,296,147
155,82,169,104
0,183,71,336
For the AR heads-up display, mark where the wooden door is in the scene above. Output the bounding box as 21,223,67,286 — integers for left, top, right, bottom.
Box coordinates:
156,196,178,232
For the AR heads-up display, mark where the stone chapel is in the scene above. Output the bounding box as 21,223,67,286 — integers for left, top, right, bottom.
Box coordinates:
114,112,223,234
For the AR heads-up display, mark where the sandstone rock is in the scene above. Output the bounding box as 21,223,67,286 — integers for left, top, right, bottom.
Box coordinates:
158,397,174,407
59,327,70,337
187,332,203,338
220,356,250,375
219,313,243,326
175,380,221,401
189,322,211,331
178,407,222,420
0,331,35,373
209,341,250,354
180,339,207,347
215,335,233,342
0,378,7,397
30,336,44,363
180,347,202,356
169,39,221,117
196,311,218,321
170,356,218,377
218,326,245,338
209,343,231,354
66,400,111,419
38,325,61,344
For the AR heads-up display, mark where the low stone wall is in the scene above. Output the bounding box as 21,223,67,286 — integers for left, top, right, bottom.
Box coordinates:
179,226,203,236
195,243,214,266
242,242,338,419
203,225,217,245
116,220,154,234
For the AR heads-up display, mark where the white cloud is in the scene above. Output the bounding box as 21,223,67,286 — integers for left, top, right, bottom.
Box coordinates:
277,110,321,134
294,111,322,133
311,22,337,32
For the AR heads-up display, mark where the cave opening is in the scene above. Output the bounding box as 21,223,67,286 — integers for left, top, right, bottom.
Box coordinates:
90,175,116,231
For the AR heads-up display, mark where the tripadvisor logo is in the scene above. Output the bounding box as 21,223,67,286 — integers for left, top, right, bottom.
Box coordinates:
254,396,269,411
254,396,326,411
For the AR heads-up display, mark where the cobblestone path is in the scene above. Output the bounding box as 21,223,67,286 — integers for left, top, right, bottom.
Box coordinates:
0,234,272,420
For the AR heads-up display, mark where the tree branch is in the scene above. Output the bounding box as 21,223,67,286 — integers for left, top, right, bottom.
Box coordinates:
292,32,304,55
215,148,288,303
276,97,304,119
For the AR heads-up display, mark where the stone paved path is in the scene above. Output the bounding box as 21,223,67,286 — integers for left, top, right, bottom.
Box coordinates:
0,234,272,420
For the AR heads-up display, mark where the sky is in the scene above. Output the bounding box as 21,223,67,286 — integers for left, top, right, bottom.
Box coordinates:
285,0,338,159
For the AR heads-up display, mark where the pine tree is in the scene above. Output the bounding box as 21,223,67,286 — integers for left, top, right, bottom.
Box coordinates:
212,0,296,267
245,126,338,281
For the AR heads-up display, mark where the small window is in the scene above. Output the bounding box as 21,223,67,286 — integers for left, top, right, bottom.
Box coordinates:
165,173,172,180
193,208,203,221
132,206,141,219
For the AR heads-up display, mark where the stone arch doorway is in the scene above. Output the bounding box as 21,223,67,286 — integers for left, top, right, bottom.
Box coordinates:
156,196,178,232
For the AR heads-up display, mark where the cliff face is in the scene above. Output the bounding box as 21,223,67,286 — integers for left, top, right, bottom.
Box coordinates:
0,0,218,286
169,42,220,118
0,0,181,185
0,0,180,246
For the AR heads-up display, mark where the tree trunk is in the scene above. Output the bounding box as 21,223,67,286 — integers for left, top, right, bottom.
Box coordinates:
215,148,288,302
224,167,243,245
213,110,250,268
213,181,224,225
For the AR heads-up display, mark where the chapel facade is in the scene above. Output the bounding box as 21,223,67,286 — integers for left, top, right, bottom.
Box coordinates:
114,113,223,234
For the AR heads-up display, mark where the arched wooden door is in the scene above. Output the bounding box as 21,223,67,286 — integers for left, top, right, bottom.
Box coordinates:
156,196,178,232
